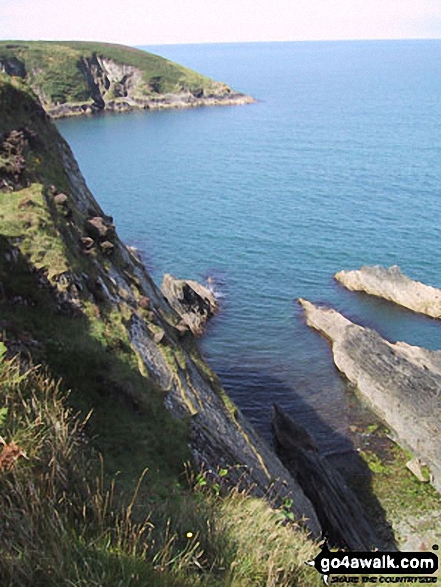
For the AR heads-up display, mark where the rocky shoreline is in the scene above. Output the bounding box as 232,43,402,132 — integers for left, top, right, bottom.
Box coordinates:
47,92,256,119
299,298,441,494
335,265,441,319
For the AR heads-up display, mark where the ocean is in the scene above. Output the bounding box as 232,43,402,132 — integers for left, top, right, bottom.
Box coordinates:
56,40,441,455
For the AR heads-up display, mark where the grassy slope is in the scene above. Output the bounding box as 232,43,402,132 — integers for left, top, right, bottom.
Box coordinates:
0,76,320,585
0,41,224,104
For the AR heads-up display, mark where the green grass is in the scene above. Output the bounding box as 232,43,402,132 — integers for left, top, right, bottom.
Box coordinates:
0,347,321,586
0,41,224,106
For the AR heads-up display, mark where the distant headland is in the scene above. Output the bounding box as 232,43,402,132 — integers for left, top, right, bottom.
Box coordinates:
0,40,255,118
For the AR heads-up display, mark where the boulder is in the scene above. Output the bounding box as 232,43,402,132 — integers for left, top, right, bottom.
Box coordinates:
161,273,218,335
54,193,68,206
85,216,115,241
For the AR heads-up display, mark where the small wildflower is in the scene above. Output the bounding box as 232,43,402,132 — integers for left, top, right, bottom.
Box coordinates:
186,531,194,539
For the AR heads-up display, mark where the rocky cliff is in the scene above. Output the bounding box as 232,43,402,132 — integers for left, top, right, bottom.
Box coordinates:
0,75,319,535
335,265,441,319
0,41,255,118
299,298,441,494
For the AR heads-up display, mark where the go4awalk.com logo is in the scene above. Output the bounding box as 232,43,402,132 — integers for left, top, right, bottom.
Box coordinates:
306,541,439,584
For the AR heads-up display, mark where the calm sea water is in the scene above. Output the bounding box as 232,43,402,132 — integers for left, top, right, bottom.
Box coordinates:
57,40,441,455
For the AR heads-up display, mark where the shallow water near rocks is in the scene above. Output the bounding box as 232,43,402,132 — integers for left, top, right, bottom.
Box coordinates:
56,40,441,455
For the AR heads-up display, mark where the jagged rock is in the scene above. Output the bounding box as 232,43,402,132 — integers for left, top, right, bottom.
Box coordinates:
299,298,441,493
335,265,441,319
99,240,114,255
161,273,218,336
272,404,380,550
85,216,115,241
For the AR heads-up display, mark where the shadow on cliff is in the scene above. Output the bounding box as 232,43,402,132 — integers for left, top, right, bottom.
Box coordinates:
213,359,397,550
0,234,190,491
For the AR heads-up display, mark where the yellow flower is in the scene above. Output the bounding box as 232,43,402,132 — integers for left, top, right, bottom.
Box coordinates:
186,531,194,539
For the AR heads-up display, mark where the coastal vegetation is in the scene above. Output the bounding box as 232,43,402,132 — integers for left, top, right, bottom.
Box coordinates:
0,41,252,117
0,73,320,585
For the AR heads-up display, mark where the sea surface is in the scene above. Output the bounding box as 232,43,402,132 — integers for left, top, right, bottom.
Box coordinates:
56,40,441,455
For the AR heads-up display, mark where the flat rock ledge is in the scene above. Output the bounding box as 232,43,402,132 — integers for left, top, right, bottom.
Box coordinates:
299,298,441,494
161,273,219,336
335,265,441,319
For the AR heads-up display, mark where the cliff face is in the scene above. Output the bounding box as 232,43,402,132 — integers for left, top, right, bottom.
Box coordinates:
0,77,319,534
335,265,441,319
299,298,441,494
0,41,255,118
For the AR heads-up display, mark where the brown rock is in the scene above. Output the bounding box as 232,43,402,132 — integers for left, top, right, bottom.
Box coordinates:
100,241,114,255
138,296,151,310
54,193,68,206
86,216,115,240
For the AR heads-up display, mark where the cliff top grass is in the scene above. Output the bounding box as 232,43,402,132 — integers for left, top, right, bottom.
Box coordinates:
0,40,222,104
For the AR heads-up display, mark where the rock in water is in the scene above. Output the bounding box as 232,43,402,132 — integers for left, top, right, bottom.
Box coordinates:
161,273,218,336
272,404,380,550
299,298,441,493
335,265,441,319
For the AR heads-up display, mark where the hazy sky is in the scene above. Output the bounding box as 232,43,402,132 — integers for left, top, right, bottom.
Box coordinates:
2,0,441,45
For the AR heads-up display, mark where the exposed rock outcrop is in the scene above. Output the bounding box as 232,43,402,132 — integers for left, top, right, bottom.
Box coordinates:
335,265,441,319
299,298,441,493
161,273,219,336
0,79,320,536
0,42,256,119
272,404,380,550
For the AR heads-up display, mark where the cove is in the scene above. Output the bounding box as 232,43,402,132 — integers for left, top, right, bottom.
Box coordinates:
56,40,441,454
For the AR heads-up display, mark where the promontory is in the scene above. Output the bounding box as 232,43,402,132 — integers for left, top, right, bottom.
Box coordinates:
335,265,441,319
0,41,255,118
299,298,441,494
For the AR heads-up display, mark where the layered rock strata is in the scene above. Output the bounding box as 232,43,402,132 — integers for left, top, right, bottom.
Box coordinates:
299,298,441,493
0,80,320,536
272,404,380,550
335,266,441,319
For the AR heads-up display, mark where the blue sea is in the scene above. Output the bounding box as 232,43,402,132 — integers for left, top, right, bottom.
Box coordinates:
56,40,441,455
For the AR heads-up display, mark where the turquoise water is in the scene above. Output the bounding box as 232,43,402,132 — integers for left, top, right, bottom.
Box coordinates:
57,40,441,454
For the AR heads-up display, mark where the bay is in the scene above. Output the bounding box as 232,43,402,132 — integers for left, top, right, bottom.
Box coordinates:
56,40,441,454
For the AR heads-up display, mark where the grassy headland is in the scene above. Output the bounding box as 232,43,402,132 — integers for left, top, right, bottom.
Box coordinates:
0,41,253,117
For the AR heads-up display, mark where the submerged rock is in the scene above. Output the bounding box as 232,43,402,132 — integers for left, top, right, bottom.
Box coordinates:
272,404,380,550
161,273,219,336
299,298,441,493
335,265,441,319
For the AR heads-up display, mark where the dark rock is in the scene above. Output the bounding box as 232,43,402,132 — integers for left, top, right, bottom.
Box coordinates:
85,216,115,241
272,404,380,550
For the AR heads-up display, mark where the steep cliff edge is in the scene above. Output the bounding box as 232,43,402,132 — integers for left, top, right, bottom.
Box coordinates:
0,41,255,118
299,298,441,494
0,75,319,537
335,265,441,319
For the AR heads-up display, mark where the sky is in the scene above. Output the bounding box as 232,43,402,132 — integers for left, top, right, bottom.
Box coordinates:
2,0,441,46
